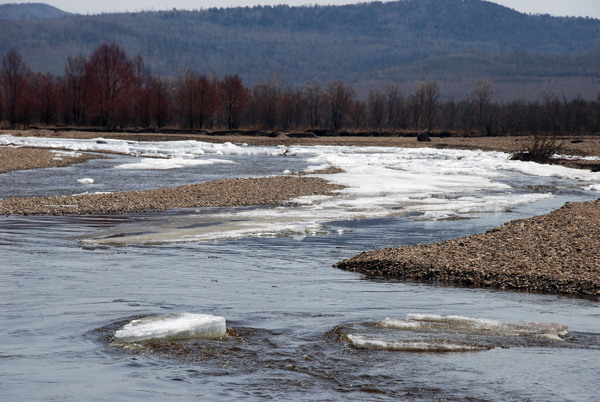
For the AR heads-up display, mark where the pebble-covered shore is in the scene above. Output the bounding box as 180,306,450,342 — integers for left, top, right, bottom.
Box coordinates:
0,147,101,173
0,175,345,215
335,199,600,299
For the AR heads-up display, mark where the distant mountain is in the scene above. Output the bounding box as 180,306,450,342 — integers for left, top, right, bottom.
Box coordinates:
0,3,73,20
1,0,600,99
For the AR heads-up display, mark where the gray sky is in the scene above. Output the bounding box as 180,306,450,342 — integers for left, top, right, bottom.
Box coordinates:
3,0,600,19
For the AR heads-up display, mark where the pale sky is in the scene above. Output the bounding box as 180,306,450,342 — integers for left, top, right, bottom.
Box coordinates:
2,0,600,19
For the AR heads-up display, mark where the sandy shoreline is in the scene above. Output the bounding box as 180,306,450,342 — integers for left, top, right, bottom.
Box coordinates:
1,130,599,299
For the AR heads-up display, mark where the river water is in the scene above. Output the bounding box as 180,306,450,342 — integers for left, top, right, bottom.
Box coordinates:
1,137,599,400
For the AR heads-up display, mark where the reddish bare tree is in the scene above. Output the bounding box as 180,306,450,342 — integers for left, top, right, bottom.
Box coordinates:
35,72,59,125
85,43,133,129
64,55,88,126
1,49,31,128
253,79,281,130
148,76,172,129
175,69,198,129
131,55,152,128
195,75,219,129
218,75,251,129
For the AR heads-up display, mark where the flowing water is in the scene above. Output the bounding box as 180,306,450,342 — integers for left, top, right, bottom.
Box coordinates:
1,137,599,400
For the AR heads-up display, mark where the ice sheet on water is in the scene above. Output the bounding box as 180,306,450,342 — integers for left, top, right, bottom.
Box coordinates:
339,313,568,353
112,313,226,343
0,135,277,159
347,334,493,352
114,157,237,170
379,314,568,340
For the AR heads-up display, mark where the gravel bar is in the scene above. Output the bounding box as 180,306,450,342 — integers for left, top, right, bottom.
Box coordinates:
0,175,344,215
334,199,600,299
0,147,102,173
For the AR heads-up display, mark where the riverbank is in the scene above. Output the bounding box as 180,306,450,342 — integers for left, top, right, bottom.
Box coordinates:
0,147,102,173
335,199,600,299
0,175,345,215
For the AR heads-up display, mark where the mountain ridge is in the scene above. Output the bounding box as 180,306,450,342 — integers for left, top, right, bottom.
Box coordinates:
0,2,73,20
2,1,600,99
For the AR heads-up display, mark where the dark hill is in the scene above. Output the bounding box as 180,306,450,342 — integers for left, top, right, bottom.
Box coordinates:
1,0,600,99
0,3,73,20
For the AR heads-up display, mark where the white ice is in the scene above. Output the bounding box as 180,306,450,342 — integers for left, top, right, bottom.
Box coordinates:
380,314,568,340
112,313,226,343
77,178,94,184
114,157,236,170
347,334,491,352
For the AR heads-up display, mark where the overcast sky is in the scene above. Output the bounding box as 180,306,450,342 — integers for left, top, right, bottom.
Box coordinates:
3,0,600,19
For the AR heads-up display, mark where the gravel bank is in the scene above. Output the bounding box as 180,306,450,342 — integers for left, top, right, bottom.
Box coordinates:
0,176,345,215
0,147,102,173
335,199,600,299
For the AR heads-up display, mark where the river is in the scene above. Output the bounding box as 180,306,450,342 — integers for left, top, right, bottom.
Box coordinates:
1,137,599,400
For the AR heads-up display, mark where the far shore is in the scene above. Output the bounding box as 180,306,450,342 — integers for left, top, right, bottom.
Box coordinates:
1,129,599,299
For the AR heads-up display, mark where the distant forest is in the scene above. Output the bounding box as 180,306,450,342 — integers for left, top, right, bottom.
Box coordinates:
2,45,599,135
2,1,600,100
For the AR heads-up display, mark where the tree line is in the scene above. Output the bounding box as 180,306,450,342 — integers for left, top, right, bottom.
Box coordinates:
1,44,599,135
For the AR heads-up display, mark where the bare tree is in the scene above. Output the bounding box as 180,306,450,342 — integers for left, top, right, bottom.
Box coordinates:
64,55,88,126
385,83,403,129
368,89,386,130
253,77,281,130
1,49,30,128
131,55,151,128
305,79,324,128
414,80,439,132
327,80,355,131
85,43,134,129
148,76,172,129
218,75,251,129
472,79,494,134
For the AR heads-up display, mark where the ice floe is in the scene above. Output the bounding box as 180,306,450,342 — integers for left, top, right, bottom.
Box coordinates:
112,313,226,343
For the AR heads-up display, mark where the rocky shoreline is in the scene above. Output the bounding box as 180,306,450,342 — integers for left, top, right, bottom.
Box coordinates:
0,147,102,173
0,175,345,215
335,199,600,299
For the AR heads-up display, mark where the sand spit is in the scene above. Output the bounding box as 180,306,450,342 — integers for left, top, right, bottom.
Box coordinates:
335,199,600,299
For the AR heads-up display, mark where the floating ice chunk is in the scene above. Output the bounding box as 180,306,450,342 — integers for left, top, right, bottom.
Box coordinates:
400,314,568,340
113,313,226,343
77,178,94,184
377,318,422,330
347,334,492,352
